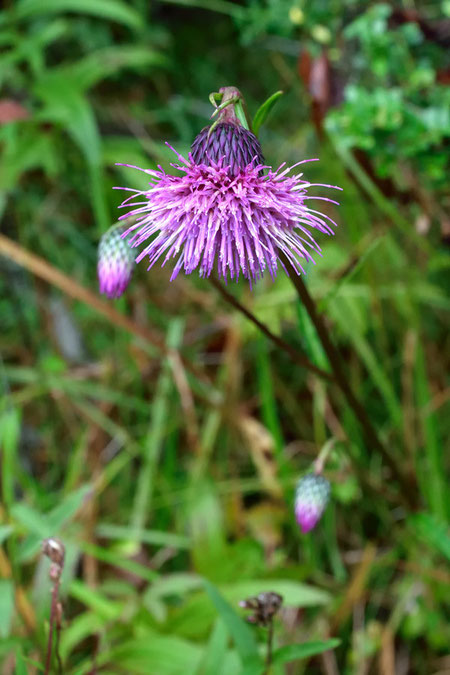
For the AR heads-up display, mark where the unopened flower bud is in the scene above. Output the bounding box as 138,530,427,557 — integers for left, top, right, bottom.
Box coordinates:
98,224,134,299
190,122,264,176
295,473,330,534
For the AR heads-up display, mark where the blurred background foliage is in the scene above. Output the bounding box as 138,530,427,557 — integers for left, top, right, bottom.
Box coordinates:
0,0,449,673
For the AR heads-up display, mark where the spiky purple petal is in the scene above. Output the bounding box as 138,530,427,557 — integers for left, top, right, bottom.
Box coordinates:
116,146,340,284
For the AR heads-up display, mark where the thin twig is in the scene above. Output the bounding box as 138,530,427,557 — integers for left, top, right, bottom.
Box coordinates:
0,233,209,388
209,277,334,382
283,261,417,508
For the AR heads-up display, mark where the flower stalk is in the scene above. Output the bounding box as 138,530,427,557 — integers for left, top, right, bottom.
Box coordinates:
284,262,417,508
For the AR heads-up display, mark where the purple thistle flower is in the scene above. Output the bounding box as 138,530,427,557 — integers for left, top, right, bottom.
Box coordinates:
97,224,134,299
116,87,341,285
295,473,330,534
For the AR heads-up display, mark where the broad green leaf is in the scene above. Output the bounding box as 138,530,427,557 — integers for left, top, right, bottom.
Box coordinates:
272,639,341,665
252,91,283,136
33,75,100,167
15,0,144,31
97,634,203,674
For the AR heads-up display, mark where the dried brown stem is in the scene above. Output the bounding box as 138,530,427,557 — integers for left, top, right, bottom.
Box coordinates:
0,233,208,388
42,538,65,675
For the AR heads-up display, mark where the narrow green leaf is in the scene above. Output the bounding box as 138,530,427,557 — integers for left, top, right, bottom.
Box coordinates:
410,512,450,562
201,619,229,675
130,319,184,536
0,407,21,511
15,0,144,31
0,579,15,638
14,649,29,675
415,341,447,519
252,91,283,136
48,484,92,530
272,639,341,665
0,525,13,545
69,579,123,621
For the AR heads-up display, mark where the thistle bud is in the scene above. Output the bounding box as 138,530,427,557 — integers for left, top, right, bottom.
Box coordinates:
295,473,330,534
190,122,264,176
190,86,264,175
97,224,134,299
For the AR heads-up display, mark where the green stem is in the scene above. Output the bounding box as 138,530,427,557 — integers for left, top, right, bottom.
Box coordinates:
285,263,417,508
209,277,333,382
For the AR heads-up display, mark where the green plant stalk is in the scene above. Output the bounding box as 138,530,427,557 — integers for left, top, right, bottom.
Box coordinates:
209,277,333,382
284,262,417,508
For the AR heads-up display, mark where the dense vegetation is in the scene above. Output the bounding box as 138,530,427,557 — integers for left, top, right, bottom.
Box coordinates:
0,1,449,673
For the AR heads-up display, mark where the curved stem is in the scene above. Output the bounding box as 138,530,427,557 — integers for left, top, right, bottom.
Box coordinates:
284,262,417,508
209,277,334,382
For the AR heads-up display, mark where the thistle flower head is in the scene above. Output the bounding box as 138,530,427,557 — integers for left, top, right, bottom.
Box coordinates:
295,473,330,534
97,224,134,299
116,87,341,285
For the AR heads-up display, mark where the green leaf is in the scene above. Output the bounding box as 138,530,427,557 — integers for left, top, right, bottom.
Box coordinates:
15,0,144,31
55,46,167,91
252,91,283,136
409,512,450,562
272,639,341,665
204,580,263,669
69,579,123,621
32,73,108,228
13,649,28,675
0,579,15,638
0,525,13,545
97,633,203,674
0,407,21,511
201,619,229,675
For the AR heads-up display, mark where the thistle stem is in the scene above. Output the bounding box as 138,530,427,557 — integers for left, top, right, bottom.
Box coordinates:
285,265,417,508
209,277,334,382
44,579,61,675
265,619,274,673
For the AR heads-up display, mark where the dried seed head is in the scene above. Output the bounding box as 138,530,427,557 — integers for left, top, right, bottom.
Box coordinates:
42,537,65,567
239,591,283,625
295,473,331,534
